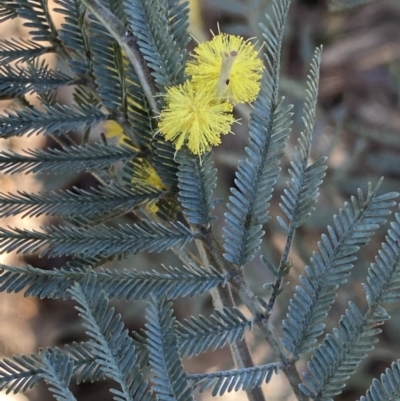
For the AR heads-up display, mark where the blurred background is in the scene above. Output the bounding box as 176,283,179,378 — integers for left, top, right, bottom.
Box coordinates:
1,0,400,400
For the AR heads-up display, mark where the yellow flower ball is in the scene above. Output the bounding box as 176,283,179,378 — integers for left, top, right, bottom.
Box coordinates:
158,80,235,155
186,33,264,104
131,158,164,191
131,158,165,214
103,120,125,142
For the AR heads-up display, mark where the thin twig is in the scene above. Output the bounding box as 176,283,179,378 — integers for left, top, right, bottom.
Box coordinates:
267,228,294,312
195,235,267,401
79,0,159,113
201,230,308,401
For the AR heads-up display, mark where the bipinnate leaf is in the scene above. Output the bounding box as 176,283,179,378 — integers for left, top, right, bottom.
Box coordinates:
282,183,398,357
0,183,161,219
88,17,125,112
54,0,90,75
364,212,400,305
0,353,43,393
0,103,107,139
39,351,76,401
0,307,252,394
63,342,103,384
0,263,226,300
177,149,218,226
278,47,327,234
223,0,293,266
14,0,53,42
176,307,253,357
0,2,19,23
145,296,194,401
300,302,389,401
69,271,151,401
0,221,195,257
0,61,74,99
0,143,135,175
188,362,281,396
0,37,50,63
358,360,400,401
124,0,187,89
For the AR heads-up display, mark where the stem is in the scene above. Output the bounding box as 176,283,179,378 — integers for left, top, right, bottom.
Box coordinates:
267,227,294,312
79,0,159,113
231,274,307,401
216,50,238,97
201,231,308,401
195,236,267,401
48,5,146,151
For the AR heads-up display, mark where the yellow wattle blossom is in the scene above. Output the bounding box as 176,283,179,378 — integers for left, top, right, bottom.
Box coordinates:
131,158,164,191
186,33,264,104
103,120,126,144
131,158,165,215
158,80,235,155
104,120,164,214
104,120,138,151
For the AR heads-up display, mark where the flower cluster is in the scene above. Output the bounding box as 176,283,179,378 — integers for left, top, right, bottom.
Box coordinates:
130,157,165,214
158,33,264,155
103,120,126,145
104,120,165,214
186,34,264,104
157,81,235,155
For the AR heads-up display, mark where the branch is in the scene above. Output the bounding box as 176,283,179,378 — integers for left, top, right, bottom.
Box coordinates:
201,230,307,401
79,0,159,113
231,273,307,401
194,232,267,401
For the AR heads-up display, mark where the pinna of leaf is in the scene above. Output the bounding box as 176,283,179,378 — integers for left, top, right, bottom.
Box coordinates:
158,33,264,156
